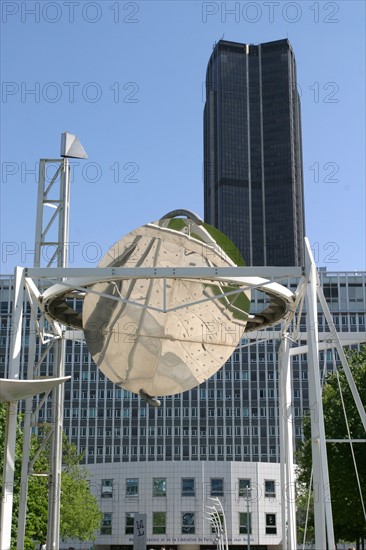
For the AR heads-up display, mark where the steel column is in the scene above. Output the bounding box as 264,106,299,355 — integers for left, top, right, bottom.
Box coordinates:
46,157,69,550
279,333,297,550
305,239,335,549
0,267,25,550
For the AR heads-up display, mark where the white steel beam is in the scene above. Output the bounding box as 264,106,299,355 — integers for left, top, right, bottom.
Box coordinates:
305,239,335,550
279,334,297,550
0,267,25,550
26,266,303,279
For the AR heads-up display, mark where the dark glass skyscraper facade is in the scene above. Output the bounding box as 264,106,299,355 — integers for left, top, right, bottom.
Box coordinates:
204,39,305,266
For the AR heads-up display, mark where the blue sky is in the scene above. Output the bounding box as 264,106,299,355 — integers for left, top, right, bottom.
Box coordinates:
1,0,365,273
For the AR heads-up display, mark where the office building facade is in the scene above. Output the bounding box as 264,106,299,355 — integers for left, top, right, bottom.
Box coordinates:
204,39,305,267
1,271,365,549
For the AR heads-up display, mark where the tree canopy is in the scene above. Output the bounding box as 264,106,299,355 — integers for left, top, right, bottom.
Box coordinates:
0,404,102,549
296,346,366,544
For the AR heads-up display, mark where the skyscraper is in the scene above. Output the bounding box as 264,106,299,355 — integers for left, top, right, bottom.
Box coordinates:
204,39,305,267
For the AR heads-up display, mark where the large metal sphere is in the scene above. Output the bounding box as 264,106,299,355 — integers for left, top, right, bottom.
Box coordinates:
82,212,250,396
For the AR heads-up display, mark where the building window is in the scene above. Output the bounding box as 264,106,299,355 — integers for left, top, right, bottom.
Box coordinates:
153,478,166,496
101,512,112,535
265,480,276,498
153,511,166,534
182,512,195,534
239,512,252,534
182,478,195,497
126,478,138,497
101,479,113,498
265,513,277,534
211,478,224,496
269,426,277,436
238,479,251,498
125,513,135,534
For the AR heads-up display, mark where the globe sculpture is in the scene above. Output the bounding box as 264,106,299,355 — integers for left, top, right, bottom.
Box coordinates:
82,211,251,396
42,210,294,398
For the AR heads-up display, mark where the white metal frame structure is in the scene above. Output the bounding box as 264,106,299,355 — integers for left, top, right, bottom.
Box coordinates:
1,252,365,550
0,141,85,550
205,497,229,550
16,135,87,550
0,138,365,550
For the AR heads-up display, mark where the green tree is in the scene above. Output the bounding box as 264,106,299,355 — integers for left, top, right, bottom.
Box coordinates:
296,346,366,544
0,405,102,549
60,467,102,543
60,437,102,544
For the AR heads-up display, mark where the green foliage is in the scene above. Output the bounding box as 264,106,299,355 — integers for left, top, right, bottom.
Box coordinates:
0,405,101,548
60,468,102,543
25,476,49,548
296,346,366,543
